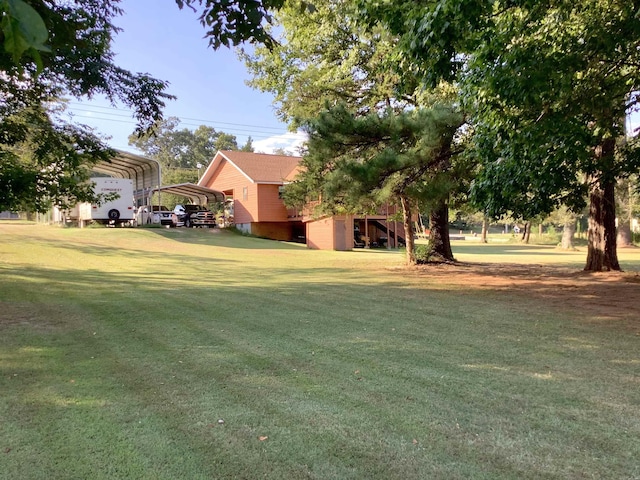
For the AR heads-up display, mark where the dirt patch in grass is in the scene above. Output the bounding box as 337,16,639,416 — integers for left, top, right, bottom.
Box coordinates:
0,301,76,332
412,262,640,331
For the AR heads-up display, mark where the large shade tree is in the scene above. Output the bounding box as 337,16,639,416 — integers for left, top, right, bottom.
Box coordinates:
293,104,462,264
361,0,640,271
243,0,467,261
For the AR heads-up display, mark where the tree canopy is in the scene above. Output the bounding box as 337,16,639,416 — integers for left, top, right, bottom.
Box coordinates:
361,0,640,270
243,0,470,263
291,104,462,264
0,0,174,213
1,0,173,134
242,0,417,126
176,0,287,49
1,0,278,214
0,88,114,212
0,0,49,69
128,117,251,171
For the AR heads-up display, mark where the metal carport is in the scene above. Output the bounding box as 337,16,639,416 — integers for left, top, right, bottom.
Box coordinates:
151,183,225,205
92,150,225,206
92,149,161,206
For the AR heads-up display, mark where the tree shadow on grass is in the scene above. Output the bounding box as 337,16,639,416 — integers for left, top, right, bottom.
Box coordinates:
19,234,241,266
148,228,310,250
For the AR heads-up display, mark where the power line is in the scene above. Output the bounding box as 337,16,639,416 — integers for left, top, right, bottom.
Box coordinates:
67,113,285,140
66,101,288,133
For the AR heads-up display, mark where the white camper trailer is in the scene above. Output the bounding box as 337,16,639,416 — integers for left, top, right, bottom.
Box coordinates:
54,178,135,226
84,177,135,225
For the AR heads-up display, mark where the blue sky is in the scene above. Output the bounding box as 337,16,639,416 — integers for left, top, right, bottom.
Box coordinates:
65,0,306,155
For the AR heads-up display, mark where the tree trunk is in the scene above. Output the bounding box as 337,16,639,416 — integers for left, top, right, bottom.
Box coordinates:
481,216,488,243
400,195,416,265
429,198,454,261
585,175,621,271
521,221,531,244
616,179,633,247
560,216,577,250
617,222,632,248
615,170,636,248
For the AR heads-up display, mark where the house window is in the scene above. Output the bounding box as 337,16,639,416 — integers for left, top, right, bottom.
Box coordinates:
278,186,285,199
243,187,248,200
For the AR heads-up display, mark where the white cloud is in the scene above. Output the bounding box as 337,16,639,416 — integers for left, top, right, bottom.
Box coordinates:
253,130,308,155
628,110,640,136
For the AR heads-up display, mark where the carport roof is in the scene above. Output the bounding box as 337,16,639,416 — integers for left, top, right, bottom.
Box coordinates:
91,150,224,205
152,183,225,205
92,149,161,191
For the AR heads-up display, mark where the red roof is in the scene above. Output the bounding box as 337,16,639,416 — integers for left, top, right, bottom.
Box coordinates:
213,150,301,184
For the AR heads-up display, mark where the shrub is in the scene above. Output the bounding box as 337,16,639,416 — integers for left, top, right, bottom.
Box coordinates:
415,244,432,264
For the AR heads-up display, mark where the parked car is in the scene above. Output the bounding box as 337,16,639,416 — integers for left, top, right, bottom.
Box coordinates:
137,205,177,227
152,205,178,227
173,204,216,228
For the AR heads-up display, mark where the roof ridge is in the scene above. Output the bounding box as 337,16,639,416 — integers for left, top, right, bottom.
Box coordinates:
215,150,301,183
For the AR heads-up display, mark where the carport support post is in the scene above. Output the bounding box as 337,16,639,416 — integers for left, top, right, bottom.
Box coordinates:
386,203,391,250
158,162,162,212
364,215,369,248
394,218,398,249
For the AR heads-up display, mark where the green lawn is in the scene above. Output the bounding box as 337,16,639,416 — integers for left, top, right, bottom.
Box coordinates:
452,241,640,270
1,224,639,479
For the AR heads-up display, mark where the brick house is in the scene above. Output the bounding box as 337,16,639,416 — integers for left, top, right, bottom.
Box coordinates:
198,150,405,250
